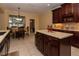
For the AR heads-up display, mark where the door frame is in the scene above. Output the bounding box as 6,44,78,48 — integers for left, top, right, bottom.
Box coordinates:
29,19,35,33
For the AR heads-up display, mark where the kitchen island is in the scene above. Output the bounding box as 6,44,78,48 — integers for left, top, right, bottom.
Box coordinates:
35,30,73,56
0,30,10,56
52,28,79,48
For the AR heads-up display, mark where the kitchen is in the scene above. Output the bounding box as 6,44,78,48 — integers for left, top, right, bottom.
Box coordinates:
0,3,79,56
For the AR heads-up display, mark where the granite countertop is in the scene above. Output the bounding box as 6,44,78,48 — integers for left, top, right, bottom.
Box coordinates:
37,30,73,39
53,28,79,32
0,30,10,43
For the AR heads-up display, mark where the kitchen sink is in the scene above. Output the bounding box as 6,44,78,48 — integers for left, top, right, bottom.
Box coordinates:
0,32,5,35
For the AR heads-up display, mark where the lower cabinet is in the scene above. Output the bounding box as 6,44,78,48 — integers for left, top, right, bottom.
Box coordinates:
49,45,59,56
43,37,49,55
35,32,59,56
35,32,44,53
43,35,59,56
35,32,71,56
43,41,59,56
71,35,79,48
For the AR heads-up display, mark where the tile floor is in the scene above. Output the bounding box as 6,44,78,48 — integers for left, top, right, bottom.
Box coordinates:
9,33,79,56
9,33,43,56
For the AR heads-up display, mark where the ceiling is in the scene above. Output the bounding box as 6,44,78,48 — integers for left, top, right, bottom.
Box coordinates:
0,3,63,13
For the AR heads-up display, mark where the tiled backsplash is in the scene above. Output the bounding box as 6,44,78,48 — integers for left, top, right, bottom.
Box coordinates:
53,23,79,30
52,23,64,29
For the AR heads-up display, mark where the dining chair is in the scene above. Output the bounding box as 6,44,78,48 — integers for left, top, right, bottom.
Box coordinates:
24,26,29,36
18,27,25,39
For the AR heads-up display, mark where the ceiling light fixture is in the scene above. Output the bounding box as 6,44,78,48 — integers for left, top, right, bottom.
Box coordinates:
47,4,50,6
18,7,20,18
17,7,21,21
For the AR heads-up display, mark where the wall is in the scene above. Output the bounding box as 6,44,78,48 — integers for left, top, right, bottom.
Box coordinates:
0,8,53,31
0,9,39,33
39,10,52,29
0,13,4,30
0,8,4,29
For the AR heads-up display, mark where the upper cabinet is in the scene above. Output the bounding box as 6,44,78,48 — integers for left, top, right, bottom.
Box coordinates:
62,4,74,16
53,7,62,23
75,4,79,22
52,3,79,23
61,3,75,23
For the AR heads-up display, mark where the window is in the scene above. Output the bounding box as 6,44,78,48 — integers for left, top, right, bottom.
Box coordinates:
8,15,25,28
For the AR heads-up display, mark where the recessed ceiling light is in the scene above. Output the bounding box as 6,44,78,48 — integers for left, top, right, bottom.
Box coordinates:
47,4,50,6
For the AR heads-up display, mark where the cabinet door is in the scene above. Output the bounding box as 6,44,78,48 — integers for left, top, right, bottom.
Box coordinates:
58,8,62,23
53,8,62,23
44,41,59,56
43,35,49,55
62,3,74,15
43,41,49,55
43,35,59,56
49,38,59,56
66,4,74,14
35,33,39,48
49,45,59,56
53,9,59,23
35,33,44,53
75,4,79,22
61,3,77,22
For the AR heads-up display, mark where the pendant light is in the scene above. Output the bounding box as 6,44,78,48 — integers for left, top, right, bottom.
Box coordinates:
17,7,21,21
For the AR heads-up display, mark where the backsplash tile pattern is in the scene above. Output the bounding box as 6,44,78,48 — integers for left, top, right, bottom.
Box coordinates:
53,23,79,30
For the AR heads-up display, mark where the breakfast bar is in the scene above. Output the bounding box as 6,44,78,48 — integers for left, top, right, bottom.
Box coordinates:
35,30,73,56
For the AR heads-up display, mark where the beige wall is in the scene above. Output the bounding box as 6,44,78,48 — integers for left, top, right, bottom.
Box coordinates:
0,8,5,30
0,13,4,30
0,9,39,33
39,10,52,29
0,8,53,31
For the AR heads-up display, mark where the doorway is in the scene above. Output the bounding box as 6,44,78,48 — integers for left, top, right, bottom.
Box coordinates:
30,19,35,33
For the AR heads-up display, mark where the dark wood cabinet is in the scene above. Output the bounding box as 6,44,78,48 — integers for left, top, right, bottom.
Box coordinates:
52,3,79,23
61,3,77,23
35,32,59,56
43,39,49,55
35,32,72,56
74,4,79,22
62,4,74,15
53,8,59,23
35,32,44,53
72,32,79,48
52,29,79,48
43,35,59,56
53,8,62,23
